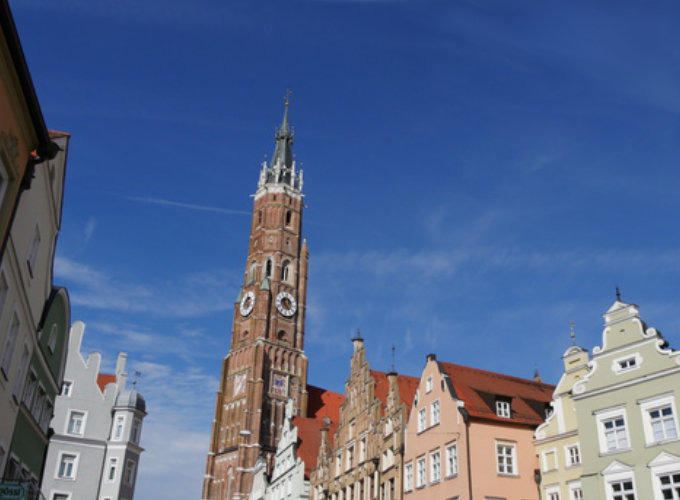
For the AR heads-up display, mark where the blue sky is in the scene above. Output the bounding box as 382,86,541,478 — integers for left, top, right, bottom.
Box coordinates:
11,1,680,498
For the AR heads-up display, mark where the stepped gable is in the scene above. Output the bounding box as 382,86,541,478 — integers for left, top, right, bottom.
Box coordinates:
370,370,420,413
96,373,116,392
440,361,555,425
307,384,344,420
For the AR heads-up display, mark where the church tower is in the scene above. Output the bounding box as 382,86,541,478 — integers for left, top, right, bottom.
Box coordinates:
203,98,309,500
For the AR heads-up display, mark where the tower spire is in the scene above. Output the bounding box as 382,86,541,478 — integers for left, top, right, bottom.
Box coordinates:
271,90,294,169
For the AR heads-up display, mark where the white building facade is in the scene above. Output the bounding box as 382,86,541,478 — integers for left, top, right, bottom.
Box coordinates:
41,321,147,500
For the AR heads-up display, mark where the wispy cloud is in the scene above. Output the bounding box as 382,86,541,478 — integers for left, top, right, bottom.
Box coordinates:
126,196,250,215
54,256,237,318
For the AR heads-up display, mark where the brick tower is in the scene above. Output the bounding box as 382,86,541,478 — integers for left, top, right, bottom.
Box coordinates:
203,98,309,500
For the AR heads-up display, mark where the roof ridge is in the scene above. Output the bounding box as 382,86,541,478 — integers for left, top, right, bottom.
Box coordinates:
440,361,554,389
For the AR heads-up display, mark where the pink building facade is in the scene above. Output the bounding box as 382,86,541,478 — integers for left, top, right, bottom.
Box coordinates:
403,354,554,500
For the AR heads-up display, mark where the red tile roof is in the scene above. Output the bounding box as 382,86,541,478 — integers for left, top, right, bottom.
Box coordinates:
292,416,338,478
371,370,420,414
48,129,71,138
307,384,344,421
96,373,116,393
439,361,555,426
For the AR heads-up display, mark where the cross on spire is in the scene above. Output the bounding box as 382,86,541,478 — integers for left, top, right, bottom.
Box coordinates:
569,322,576,345
616,285,622,301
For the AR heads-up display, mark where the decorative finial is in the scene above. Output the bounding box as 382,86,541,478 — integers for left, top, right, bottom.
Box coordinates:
284,89,292,106
569,322,576,345
391,344,396,373
355,328,362,340
616,286,621,301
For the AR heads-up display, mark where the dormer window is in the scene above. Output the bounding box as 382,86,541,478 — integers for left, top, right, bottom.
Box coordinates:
496,398,511,418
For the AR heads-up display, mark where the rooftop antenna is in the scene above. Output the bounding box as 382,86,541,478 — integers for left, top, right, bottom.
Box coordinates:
569,322,576,346
131,370,142,388
616,285,621,301
284,88,292,106
391,344,396,373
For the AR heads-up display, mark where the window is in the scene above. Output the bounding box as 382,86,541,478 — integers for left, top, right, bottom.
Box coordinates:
569,484,583,500
52,494,69,500
431,400,440,426
496,399,511,418
0,271,8,316
346,444,354,470
1,311,20,377
47,324,58,353
285,210,292,225
27,224,41,277
265,259,272,278
639,394,679,445
546,487,560,500
107,457,118,481
11,345,29,399
67,411,85,435
542,449,557,471
359,435,366,462
426,376,433,393
113,415,125,440
61,381,73,397
609,479,635,500
566,444,581,466
41,399,53,432
658,472,680,500
416,457,426,488
496,443,516,475
335,452,342,476
131,418,142,444
445,442,458,477
124,459,136,486
23,371,38,412
418,408,426,432
248,261,257,282
430,450,441,483
57,453,77,479
281,260,290,282
612,354,640,374
404,463,413,492
603,416,629,451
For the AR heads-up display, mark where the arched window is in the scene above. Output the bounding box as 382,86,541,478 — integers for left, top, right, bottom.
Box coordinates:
285,210,292,226
258,210,263,225
248,261,257,282
281,260,290,282
265,259,272,279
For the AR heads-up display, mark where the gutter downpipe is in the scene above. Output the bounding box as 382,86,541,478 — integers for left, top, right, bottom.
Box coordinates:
459,407,473,500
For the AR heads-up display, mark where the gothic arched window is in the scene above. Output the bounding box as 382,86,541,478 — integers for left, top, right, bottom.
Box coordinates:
285,210,292,226
281,260,290,282
248,261,257,282
265,259,272,278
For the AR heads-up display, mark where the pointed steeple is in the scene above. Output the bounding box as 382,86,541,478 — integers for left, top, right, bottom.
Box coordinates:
256,91,303,194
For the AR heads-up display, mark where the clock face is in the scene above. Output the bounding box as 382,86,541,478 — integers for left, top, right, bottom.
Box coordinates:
240,291,255,317
275,291,297,317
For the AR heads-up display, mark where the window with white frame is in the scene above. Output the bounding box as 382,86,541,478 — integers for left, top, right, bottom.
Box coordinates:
57,453,77,479
496,442,516,475
495,398,511,418
431,400,440,426
404,463,413,492
1,311,20,377
346,443,354,470
612,354,640,374
67,411,85,436
426,376,433,393
107,457,118,481
335,452,342,476
359,435,367,462
568,482,583,500
26,224,41,277
542,449,557,472
61,381,72,397
596,407,630,453
52,494,69,500
131,418,142,444
640,394,679,445
113,415,125,440
565,444,581,466
545,486,560,500
124,459,136,486
418,408,426,432
11,345,29,399
430,450,441,483
416,457,426,488
608,478,636,500
445,442,458,477
657,472,680,500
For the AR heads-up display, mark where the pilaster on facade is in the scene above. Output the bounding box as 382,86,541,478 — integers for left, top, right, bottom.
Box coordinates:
570,299,680,500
